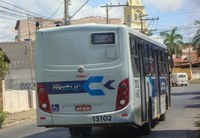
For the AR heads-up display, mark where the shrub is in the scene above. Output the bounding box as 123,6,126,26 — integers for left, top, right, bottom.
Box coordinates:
195,120,200,127
0,112,6,127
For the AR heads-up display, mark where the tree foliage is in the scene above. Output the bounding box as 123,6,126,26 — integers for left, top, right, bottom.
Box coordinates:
0,50,8,79
192,20,200,56
160,27,184,57
0,49,9,112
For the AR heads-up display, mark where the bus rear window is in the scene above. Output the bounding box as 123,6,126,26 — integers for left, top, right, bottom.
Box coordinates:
42,31,118,66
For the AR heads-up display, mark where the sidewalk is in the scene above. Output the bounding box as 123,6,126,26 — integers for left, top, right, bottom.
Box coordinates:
189,79,200,84
2,109,36,128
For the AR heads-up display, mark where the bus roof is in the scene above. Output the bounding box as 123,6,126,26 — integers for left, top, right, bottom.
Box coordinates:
37,24,167,49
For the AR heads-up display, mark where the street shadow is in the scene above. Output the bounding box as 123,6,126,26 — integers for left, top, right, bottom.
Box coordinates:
22,127,68,138
190,96,200,100
185,104,200,108
172,91,200,96
23,127,200,138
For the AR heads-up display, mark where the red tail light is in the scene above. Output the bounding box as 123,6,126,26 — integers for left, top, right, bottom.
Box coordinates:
116,78,129,110
37,83,51,113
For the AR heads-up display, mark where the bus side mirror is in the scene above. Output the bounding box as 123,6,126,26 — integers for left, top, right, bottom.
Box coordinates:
169,57,174,69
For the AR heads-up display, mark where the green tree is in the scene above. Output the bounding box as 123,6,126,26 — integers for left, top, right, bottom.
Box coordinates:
192,20,200,56
0,49,9,112
160,27,184,57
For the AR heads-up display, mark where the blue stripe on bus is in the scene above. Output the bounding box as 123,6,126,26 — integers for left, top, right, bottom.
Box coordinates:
40,76,116,96
43,80,87,95
149,76,167,97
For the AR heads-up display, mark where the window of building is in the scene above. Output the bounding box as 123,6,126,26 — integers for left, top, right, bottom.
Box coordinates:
127,14,131,23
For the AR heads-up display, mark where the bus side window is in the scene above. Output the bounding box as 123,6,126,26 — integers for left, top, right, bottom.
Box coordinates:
130,36,139,76
150,46,155,76
158,49,167,76
144,43,150,76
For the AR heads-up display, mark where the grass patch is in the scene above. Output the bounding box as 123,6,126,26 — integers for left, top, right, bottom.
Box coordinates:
195,121,200,138
0,112,6,128
195,121,200,127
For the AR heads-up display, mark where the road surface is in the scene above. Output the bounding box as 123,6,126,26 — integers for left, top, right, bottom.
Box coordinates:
0,84,200,138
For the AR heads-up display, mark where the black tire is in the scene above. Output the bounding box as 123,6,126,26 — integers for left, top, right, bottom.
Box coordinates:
142,122,151,135
140,102,152,135
80,127,92,137
69,127,81,137
159,113,166,121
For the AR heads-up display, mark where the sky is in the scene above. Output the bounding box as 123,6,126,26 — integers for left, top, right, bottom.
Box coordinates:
0,0,200,43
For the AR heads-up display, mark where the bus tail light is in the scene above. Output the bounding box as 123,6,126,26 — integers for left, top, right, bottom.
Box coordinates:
116,78,129,111
37,83,51,113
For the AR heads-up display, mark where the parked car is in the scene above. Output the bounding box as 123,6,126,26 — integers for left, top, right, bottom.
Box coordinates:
171,73,188,87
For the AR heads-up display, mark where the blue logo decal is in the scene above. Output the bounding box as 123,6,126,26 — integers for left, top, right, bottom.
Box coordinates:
83,76,105,96
104,80,115,90
52,83,82,92
43,76,116,96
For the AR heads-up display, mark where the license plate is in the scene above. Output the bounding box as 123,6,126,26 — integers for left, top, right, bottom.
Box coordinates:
75,105,91,111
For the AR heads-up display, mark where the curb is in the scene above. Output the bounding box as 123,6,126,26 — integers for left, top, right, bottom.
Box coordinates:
1,119,35,129
189,80,200,84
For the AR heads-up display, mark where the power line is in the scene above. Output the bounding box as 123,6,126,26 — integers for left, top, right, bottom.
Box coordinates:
48,1,63,19
0,5,27,17
101,3,128,24
0,0,56,23
153,26,199,35
0,9,26,18
0,0,44,17
0,15,16,21
70,0,90,20
146,5,200,18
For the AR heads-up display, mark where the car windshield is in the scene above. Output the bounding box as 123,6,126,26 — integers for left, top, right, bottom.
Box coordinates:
178,74,186,78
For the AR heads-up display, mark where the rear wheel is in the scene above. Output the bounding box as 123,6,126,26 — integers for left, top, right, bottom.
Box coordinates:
159,113,166,121
141,121,151,135
69,127,81,137
140,102,152,135
80,127,92,137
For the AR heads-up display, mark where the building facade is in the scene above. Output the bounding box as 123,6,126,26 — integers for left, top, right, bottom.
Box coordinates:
15,1,148,41
15,16,123,41
0,42,35,90
124,0,147,31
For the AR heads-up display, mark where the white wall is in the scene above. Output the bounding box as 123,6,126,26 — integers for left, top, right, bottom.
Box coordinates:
192,72,200,80
2,81,36,114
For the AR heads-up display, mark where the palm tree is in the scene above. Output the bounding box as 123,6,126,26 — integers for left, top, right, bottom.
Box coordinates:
160,27,184,57
192,20,200,56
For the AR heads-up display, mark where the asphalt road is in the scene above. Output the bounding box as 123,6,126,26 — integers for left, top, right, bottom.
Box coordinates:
0,84,200,138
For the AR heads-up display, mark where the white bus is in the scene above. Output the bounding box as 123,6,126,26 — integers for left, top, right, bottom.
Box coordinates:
35,24,171,137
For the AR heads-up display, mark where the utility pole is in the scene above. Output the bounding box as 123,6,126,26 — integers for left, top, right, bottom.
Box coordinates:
27,15,34,89
64,0,70,25
101,3,128,24
27,15,31,39
188,38,193,77
140,15,159,34
140,14,148,33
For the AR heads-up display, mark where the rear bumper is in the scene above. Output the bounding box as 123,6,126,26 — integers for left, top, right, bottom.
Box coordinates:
171,81,188,85
37,104,137,127
176,81,188,85
42,122,140,128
